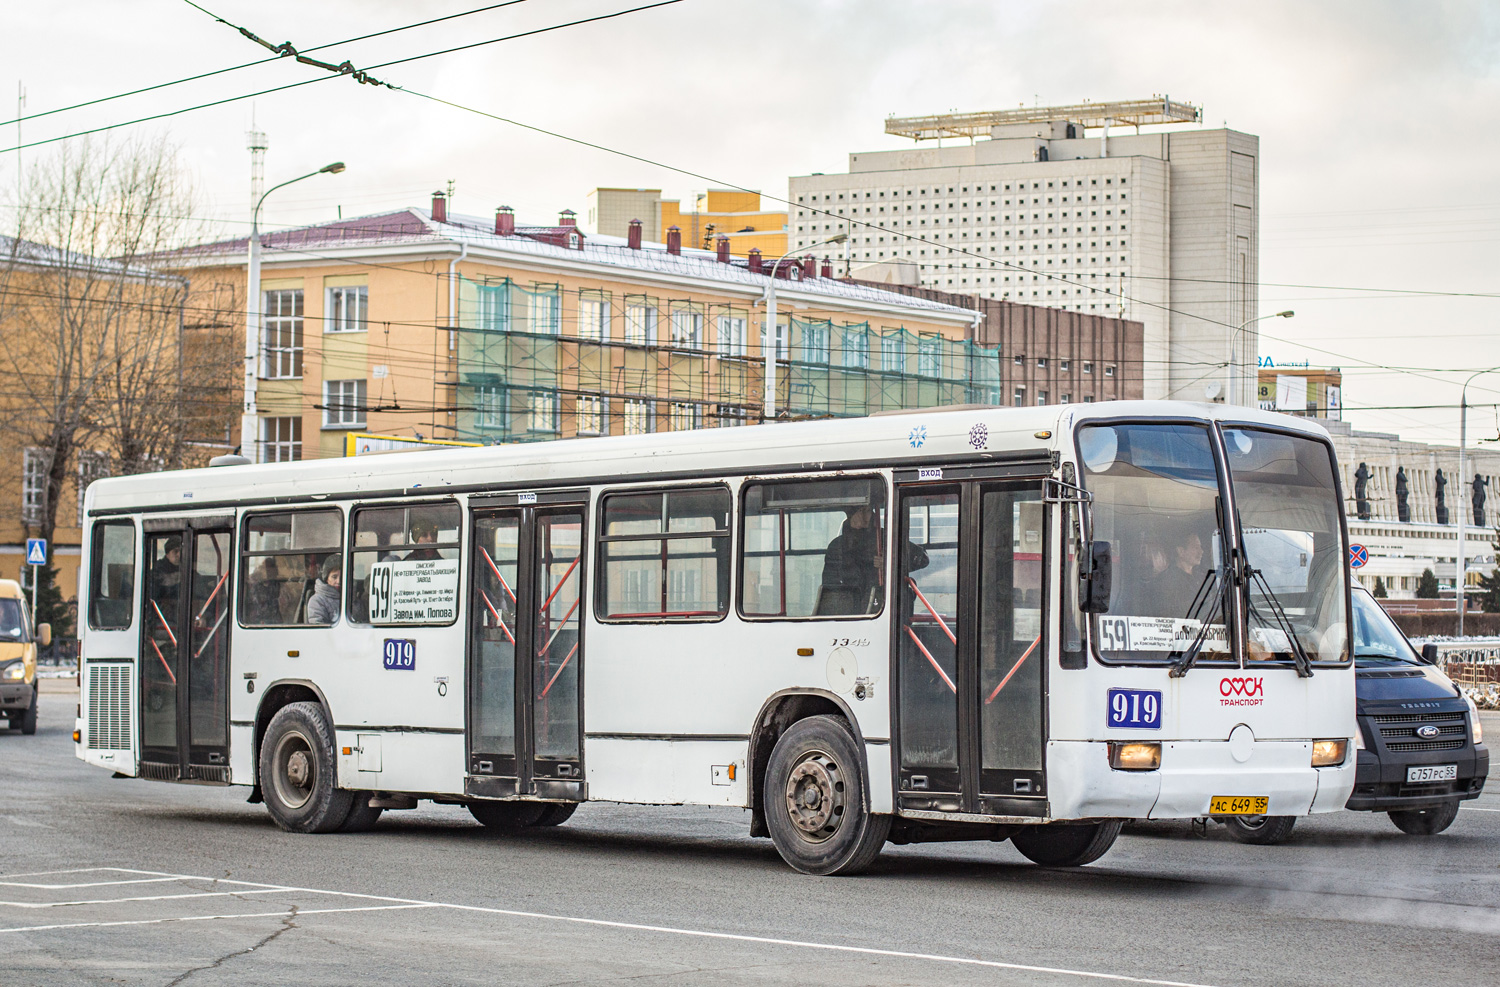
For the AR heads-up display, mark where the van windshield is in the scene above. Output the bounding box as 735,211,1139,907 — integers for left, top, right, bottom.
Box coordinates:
1351,588,1421,666
0,599,29,642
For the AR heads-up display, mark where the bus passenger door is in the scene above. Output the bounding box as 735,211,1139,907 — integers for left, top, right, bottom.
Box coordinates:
139,519,233,781
894,476,1046,816
468,497,585,801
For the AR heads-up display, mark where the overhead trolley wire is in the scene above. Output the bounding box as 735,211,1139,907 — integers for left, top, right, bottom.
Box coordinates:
0,0,686,155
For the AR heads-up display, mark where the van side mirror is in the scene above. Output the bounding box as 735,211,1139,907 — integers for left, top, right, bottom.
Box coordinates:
36,623,51,647
1421,642,1439,665
1080,540,1112,614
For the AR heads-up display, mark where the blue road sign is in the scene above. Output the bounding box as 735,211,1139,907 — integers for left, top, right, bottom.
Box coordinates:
1349,544,1368,569
25,538,47,566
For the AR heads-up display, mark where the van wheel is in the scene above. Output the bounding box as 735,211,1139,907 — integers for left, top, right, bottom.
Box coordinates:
259,702,354,834
1011,821,1122,866
1221,814,1297,845
469,801,546,830
533,803,577,827
765,714,888,875
1388,801,1460,835
19,687,37,735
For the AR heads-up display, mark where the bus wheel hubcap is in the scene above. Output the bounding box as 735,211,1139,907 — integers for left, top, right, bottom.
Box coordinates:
786,752,844,841
274,733,315,809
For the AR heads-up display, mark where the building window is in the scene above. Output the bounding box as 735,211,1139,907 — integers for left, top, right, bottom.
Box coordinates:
576,395,605,435
259,417,302,463
802,323,830,364
1013,354,1024,366
323,379,366,428
843,328,869,369
22,447,50,526
527,289,560,335
1061,360,1070,371
1037,357,1047,368
76,450,111,526
578,293,609,341
528,391,559,433
262,289,304,379
477,283,510,331
597,486,732,621
881,335,904,372
715,315,746,357
1084,395,1095,403
1037,391,1049,406
1012,386,1026,407
476,385,505,429
326,285,367,333
668,402,701,432
1105,365,1116,377
918,338,943,377
670,308,703,348
625,302,656,346
717,406,749,428
1060,393,1071,404
1083,361,1094,374
623,399,653,435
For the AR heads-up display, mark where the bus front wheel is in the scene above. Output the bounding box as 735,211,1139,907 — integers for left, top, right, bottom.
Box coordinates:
259,702,355,834
1011,821,1123,866
764,714,889,876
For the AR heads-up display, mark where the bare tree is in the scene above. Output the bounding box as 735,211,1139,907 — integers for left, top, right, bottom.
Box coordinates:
0,135,234,628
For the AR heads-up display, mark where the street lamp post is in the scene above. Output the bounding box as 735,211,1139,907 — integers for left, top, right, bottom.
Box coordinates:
761,234,846,423
1225,310,1294,406
240,161,346,463
1455,366,1500,635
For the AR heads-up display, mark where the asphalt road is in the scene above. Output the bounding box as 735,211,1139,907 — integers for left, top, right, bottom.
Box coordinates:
3,690,1498,987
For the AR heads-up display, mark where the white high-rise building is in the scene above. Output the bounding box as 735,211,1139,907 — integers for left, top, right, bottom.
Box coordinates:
789,99,1258,402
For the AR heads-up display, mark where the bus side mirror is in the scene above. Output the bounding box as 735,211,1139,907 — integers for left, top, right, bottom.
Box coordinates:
1080,541,1112,614
36,623,51,647
1421,642,1439,665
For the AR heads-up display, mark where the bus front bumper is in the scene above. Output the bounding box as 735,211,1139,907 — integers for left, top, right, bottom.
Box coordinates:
1047,740,1356,821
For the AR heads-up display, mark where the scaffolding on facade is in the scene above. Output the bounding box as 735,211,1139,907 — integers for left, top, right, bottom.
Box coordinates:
884,97,1201,141
452,277,1001,443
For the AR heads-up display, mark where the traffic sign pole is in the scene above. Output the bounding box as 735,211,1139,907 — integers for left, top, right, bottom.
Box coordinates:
25,538,47,634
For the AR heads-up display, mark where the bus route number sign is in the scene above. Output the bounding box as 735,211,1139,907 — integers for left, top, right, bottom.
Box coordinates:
382,639,416,671
1107,688,1161,729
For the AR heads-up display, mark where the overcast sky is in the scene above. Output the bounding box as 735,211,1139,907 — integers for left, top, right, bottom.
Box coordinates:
3,0,1498,444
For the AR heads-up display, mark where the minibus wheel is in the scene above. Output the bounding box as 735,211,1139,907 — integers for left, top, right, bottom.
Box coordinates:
469,800,547,829
338,797,384,833
1011,821,1123,866
1220,814,1296,845
19,686,37,735
764,714,889,875
1388,801,1459,835
533,803,577,827
259,702,354,834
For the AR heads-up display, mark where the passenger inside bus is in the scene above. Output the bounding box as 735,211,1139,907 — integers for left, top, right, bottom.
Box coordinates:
150,536,182,602
306,555,342,625
405,520,442,561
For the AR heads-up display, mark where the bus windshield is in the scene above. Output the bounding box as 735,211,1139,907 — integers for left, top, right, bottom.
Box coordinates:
1223,428,1347,667
1078,423,1229,663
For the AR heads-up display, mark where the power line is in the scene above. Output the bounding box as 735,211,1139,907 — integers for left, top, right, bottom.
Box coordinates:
0,0,686,156
0,0,541,131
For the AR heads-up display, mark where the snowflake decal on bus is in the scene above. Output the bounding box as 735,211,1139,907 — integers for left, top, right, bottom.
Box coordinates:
908,425,927,449
968,423,988,450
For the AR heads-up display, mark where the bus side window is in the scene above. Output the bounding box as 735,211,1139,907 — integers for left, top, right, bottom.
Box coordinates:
597,486,731,620
348,502,461,625
88,521,136,631
740,476,888,619
240,510,343,627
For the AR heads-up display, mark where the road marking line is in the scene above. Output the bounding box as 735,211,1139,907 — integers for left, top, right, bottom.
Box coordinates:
0,869,1229,987
0,903,438,935
1463,806,1500,812
0,878,188,890
0,888,304,909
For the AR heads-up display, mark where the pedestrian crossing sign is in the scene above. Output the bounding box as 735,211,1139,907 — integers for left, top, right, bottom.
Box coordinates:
25,538,47,565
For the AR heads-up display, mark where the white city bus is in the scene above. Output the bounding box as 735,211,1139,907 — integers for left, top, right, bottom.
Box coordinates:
75,402,1356,874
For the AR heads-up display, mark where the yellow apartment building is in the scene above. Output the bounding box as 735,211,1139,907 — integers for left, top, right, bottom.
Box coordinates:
166,194,984,463
587,188,787,259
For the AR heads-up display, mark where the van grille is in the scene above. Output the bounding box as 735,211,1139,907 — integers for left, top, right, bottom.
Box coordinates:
86,663,133,751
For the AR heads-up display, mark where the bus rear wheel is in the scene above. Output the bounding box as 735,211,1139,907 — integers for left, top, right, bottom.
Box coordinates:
1388,801,1459,835
764,715,888,875
1220,814,1297,845
259,702,354,834
1011,821,1122,866
469,800,547,830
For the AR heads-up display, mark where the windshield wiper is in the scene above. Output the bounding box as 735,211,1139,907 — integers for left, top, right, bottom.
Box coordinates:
1168,567,1224,679
1244,565,1313,678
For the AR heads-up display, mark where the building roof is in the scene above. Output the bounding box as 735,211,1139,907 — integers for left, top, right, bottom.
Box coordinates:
168,207,979,324
1,234,182,283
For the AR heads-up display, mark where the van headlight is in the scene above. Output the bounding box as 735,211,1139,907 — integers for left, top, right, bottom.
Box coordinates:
1312,739,1348,767
1,661,24,681
1465,695,1484,745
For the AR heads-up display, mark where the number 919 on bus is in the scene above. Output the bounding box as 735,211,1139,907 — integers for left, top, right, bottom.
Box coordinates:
382,639,416,671
1108,688,1161,729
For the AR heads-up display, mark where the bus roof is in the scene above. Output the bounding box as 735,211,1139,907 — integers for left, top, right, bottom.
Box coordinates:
84,401,1333,517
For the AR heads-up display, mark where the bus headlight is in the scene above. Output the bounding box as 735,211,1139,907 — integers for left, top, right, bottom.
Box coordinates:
1,661,24,681
1109,741,1161,771
1465,695,1483,744
1311,739,1348,767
